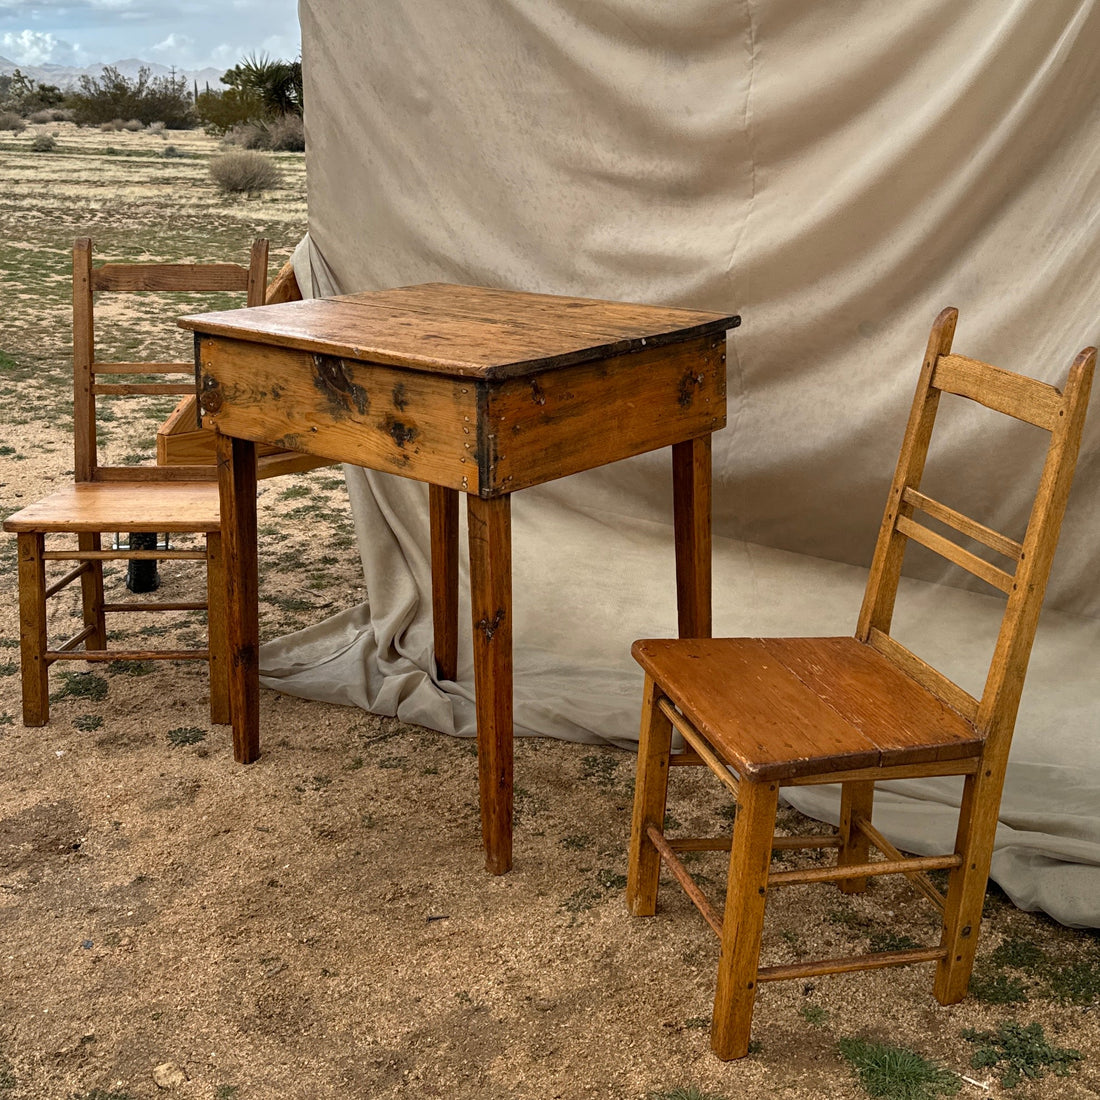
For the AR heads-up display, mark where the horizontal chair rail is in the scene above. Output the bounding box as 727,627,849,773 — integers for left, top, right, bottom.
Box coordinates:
92,383,196,396
44,549,207,561
932,353,1062,429
768,852,962,888
44,563,93,598
93,263,250,293
903,487,1022,560
101,601,207,613
45,648,208,663
92,362,194,375
896,515,1014,593
757,946,948,983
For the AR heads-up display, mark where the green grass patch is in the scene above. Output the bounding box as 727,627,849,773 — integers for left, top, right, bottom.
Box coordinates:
581,752,620,789
51,670,108,702
107,659,155,677
167,726,206,746
801,1004,829,1027
838,1036,959,1099
869,932,922,953
73,714,104,732
969,969,1029,1005
962,1020,1082,1089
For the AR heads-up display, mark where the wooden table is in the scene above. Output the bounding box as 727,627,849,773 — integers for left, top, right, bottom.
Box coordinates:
181,283,738,873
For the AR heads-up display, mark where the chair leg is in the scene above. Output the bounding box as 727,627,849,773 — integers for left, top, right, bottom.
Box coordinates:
206,532,230,726
626,675,674,917
711,777,779,1060
934,768,1002,1003
78,532,106,649
837,780,874,894
16,533,50,726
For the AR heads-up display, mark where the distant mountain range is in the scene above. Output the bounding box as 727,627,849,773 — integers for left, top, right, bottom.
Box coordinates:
0,55,226,91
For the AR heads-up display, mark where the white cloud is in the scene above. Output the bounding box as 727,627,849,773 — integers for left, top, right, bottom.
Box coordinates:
1,28,86,65
151,31,192,54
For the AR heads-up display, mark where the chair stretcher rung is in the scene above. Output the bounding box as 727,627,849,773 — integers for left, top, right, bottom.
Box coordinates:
45,563,93,598
102,601,206,613
855,815,947,912
45,648,208,663
768,852,962,887
656,697,740,799
646,825,723,936
756,946,948,983
44,549,206,561
53,625,97,654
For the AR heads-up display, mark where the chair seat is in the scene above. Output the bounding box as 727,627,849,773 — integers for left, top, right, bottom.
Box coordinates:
631,635,982,782
3,481,220,534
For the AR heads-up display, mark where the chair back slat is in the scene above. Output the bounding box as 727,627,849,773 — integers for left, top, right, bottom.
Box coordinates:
901,488,1022,560
93,263,251,294
72,236,269,481
895,515,1014,593
858,306,1095,744
932,353,1062,429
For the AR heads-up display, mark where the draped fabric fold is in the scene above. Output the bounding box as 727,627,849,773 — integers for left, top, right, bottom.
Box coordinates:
262,0,1100,924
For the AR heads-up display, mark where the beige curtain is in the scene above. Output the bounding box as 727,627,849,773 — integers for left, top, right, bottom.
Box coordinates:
262,0,1100,924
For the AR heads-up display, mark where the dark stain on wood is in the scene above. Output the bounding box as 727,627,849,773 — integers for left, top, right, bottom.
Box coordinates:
678,371,704,409
530,379,546,406
382,414,419,449
477,609,506,641
392,382,409,410
199,376,222,413
312,354,370,416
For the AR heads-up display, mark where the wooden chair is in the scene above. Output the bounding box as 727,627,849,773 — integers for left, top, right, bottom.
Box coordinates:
625,308,1095,1060
3,238,269,728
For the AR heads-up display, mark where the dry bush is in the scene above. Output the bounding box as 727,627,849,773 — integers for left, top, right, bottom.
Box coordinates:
122,118,143,131
148,120,167,136
0,110,25,132
30,133,57,152
28,108,68,124
209,149,280,193
99,118,125,131
265,113,304,151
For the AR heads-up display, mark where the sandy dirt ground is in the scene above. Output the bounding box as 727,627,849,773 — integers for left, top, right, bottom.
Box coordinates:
0,123,1097,1100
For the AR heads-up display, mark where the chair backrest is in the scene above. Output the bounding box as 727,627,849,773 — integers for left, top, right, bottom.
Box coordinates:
72,236,268,482
856,307,1094,761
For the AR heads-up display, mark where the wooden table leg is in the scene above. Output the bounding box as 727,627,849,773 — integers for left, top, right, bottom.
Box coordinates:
429,484,459,681
216,431,260,764
467,493,513,875
672,435,713,638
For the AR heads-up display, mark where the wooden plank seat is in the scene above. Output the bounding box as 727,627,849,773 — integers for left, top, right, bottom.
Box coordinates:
4,483,220,533
625,307,1095,1060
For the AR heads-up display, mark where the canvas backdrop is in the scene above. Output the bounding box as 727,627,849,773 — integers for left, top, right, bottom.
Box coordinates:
260,0,1100,925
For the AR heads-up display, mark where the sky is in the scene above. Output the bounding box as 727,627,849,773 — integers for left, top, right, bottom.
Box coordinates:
0,0,302,73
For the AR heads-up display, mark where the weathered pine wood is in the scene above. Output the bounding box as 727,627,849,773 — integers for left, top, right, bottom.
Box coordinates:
932,353,1062,429
206,531,230,726
673,434,713,639
218,431,260,763
895,515,1014,592
429,485,459,681
181,284,737,381
92,361,194,374
52,625,96,654
666,835,844,853
711,779,779,1060
16,533,49,725
44,550,207,561
902,487,1022,559
92,383,197,396
77,532,106,649
265,259,303,305
655,697,740,799
72,238,96,480
467,493,513,875
646,825,723,935
46,648,208,662
93,262,253,293
757,947,947,983
625,312,1095,1059
101,601,206,612
857,307,957,640
626,675,675,917
44,562,92,599
5,483,220,533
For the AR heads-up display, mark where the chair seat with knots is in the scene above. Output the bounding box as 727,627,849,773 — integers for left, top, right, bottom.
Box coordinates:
625,307,1095,1060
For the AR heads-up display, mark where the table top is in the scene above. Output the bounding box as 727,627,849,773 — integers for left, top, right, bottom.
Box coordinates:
180,282,739,381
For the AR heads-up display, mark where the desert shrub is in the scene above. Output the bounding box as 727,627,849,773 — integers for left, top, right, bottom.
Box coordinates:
266,113,304,151
148,120,167,136
209,149,279,193
28,108,67,123
122,118,143,131
0,110,24,132
162,144,186,158
195,86,265,133
100,118,125,132
224,120,269,149
30,133,57,152
67,65,193,128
